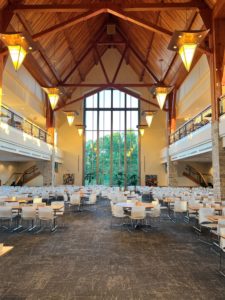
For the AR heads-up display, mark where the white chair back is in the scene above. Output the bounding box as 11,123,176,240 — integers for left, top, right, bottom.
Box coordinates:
38,207,54,220
0,207,12,218
199,208,215,224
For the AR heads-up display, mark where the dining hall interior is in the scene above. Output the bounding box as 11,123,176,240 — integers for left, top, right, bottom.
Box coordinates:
0,0,225,299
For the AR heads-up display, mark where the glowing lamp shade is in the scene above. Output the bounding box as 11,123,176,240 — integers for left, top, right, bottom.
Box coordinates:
179,43,197,72
168,30,209,72
139,128,145,136
145,112,154,127
155,86,170,110
65,112,75,126
43,88,60,110
0,33,29,71
8,45,27,71
76,125,85,136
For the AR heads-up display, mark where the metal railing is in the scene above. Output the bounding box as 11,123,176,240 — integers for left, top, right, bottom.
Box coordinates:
0,105,52,144
219,94,225,116
169,105,212,144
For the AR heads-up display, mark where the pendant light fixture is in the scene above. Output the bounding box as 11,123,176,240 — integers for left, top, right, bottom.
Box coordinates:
137,125,147,136
168,9,209,73
65,111,75,126
168,30,208,72
142,111,156,127
150,59,173,110
76,124,86,136
0,33,29,71
43,87,60,110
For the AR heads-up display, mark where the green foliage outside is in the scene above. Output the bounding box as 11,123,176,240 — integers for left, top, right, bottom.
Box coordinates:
85,131,139,187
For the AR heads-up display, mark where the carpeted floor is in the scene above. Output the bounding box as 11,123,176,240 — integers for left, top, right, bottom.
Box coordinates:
0,200,225,300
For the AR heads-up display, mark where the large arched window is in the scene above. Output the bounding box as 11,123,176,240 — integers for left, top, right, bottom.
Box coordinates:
84,89,139,187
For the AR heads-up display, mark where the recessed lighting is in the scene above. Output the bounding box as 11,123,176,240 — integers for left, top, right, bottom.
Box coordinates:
28,46,32,50
178,35,182,38
173,45,177,49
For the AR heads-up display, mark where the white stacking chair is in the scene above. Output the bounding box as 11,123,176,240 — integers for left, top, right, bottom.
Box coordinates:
194,207,216,244
129,206,146,230
217,227,225,277
20,206,37,232
111,204,127,229
172,200,187,222
37,207,57,232
70,193,81,212
146,204,161,227
0,206,17,230
51,201,65,227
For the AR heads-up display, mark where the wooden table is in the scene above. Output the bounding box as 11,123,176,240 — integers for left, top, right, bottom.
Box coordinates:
0,246,13,257
3,197,33,203
207,215,225,222
116,202,154,209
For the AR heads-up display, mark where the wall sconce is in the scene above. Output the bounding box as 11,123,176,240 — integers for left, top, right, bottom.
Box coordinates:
76,124,86,136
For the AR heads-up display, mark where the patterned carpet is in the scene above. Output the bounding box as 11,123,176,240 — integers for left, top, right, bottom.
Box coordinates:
0,200,225,300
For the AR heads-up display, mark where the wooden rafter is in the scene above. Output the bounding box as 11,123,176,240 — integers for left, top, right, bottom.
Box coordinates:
55,85,161,111
139,5,162,82
11,2,208,13
94,45,110,83
112,44,128,83
59,83,155,88
56,7,84,82
30,8,172,41
62,27,105,83
118,27,159,83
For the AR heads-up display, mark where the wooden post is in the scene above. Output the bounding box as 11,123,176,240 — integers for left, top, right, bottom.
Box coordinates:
45,94,55,145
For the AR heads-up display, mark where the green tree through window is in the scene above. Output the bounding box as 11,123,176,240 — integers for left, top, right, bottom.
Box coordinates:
84,89,139,187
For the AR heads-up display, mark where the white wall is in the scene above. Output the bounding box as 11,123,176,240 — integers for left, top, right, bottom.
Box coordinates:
2,58,46,128
0,162,18,185
176,55,211,121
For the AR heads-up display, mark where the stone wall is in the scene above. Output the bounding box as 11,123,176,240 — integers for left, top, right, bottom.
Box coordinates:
167,157,178,187
211,121,225,199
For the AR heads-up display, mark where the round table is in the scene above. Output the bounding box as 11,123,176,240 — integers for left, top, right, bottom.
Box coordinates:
116,202,154,209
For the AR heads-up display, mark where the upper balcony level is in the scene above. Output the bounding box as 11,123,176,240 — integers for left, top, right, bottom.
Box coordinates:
165,95,225,161
0,105,63,162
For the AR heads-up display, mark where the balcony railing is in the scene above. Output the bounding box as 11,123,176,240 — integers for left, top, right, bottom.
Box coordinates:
169,105,211,144
219,94,225,116
0,105,52,144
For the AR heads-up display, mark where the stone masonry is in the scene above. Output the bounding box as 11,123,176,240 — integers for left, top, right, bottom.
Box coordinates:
212,121,225,199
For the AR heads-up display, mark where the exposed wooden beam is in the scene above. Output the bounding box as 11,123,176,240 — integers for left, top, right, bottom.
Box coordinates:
140,6,162,82
55,87,104,111
0,4,14,32
56,8,84,82
118,27,159,83
12,2,208,13
97,41,125,46
59,83,155,88
213,0,225,18
62,27,105,83
16,13,60,85
112,44,128,83
55,85,160,111
32,9,106,40
31,7,172,41
94,45,110,83
108,8,173,37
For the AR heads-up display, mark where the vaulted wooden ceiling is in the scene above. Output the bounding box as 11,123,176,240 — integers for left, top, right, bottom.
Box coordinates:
0,0,218,110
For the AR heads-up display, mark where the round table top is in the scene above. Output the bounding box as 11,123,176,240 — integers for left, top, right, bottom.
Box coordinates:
116,202,154,209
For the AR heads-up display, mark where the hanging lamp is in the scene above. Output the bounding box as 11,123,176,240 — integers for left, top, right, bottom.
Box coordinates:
43,87,60,110
76,124,86,136
168,30,209,72
137,125,147,136
65,111,75,126
150,59,173,110
142,111,156,127
0,33,30,71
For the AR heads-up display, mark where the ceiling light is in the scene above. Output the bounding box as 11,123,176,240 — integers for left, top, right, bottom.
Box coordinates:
65,111,75,126
168,30,209,72
143,111,156,127
137,125,147,136
0,33,29,71
43,87,60,110
76,125,85,136
150,84,173,110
